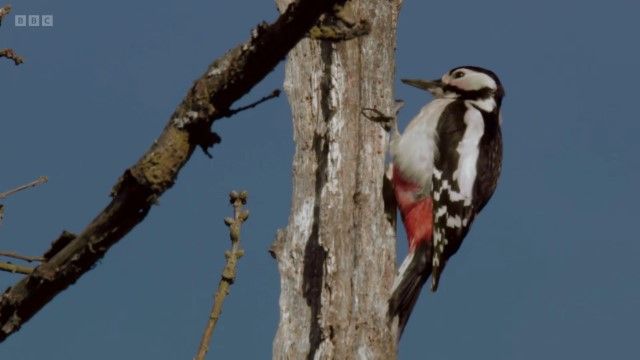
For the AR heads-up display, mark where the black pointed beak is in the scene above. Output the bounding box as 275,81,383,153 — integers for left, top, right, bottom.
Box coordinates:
401,78,444,92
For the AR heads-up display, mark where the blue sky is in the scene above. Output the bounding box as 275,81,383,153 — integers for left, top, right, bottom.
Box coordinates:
1,0,638,359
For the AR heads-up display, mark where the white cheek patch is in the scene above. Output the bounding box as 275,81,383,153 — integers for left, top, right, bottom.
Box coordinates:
467,98,496,113
453,72,496,92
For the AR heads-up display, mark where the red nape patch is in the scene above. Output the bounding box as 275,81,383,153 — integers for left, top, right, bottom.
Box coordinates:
405,198,433,251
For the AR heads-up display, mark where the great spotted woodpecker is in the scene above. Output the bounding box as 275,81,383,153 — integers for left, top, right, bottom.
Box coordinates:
387,66,505,333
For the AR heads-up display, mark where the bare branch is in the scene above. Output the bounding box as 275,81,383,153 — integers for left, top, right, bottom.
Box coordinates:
0,5,11,23
0,262,33,275
224,89,281,118
195,191,249,360
0,176,48,200
0,5,24,66
0,49,23,65
0,252,46,263
200,89,281,158
0,0,347,342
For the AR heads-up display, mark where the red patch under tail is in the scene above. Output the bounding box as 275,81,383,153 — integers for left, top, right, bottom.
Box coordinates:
391,165,433,250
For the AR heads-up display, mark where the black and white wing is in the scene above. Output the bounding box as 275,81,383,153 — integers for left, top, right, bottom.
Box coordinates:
430,101,502,291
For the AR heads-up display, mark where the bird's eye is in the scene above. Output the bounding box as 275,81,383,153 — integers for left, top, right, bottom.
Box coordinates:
453,71,465,79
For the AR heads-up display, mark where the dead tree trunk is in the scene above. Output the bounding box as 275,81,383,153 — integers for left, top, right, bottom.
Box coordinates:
271,0,402,358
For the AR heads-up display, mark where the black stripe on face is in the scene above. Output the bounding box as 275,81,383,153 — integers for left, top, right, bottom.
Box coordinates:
447,66,505,105
442,85,497,102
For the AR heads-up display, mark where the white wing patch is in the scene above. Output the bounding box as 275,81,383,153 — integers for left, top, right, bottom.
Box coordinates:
432,169,466,203
446,215,462,228
454,104,485,202
432,168,473,290
431,168,464,275
430,106,484,290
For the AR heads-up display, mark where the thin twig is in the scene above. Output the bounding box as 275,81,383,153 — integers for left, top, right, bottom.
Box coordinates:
201,88,280,159
194,191,249,360
1,5,24,66
0,49,23,65
0,176,48,200
224,89,281,117
0,262,33,275
0,251,46,263
0,5,11,23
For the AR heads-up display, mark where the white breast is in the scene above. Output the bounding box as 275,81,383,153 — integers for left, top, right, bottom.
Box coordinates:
391,98,455,191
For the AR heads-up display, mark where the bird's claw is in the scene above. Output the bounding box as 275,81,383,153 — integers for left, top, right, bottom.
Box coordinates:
361,100,404,133
361,108,392,131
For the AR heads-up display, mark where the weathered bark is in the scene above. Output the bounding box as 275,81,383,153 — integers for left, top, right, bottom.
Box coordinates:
271,0,402,358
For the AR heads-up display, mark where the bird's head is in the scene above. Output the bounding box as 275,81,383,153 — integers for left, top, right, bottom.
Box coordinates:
402,66,505,111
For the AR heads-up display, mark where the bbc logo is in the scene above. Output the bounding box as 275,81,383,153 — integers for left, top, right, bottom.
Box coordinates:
14,15,53,27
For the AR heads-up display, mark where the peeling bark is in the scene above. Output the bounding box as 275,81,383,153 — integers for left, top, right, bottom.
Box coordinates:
272,1,402,358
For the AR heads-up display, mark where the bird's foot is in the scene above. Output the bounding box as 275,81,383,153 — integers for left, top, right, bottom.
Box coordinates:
361,100,404,133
